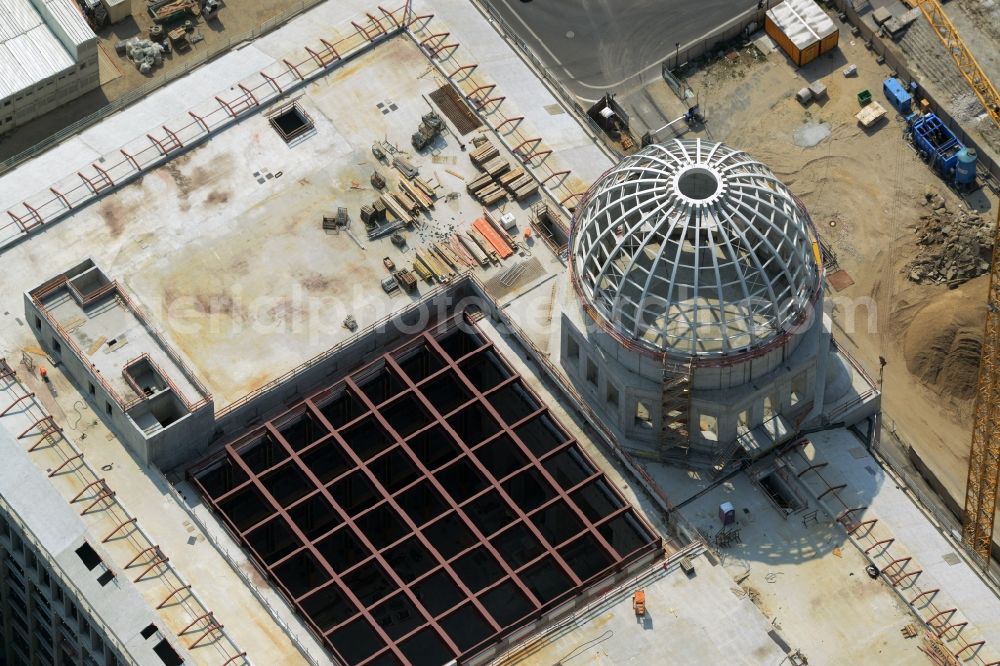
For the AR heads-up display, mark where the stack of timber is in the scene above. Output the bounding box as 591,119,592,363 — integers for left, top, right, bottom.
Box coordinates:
470,141,499,167
465,139,536,205
480,157,510,178
399,179,433,211
458,234,489,266
380,194,413,224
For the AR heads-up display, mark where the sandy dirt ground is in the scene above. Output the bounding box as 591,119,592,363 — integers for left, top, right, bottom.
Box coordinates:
673,30,998,519
0,0,313,161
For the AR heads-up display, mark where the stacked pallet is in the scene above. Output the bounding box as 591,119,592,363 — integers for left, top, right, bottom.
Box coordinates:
360,203,378,224
470,141,499,167
480,157,510,178
381,194,413,224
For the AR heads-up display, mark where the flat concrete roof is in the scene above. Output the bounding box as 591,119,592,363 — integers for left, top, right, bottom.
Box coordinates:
38,285,206,409
505,549,788,666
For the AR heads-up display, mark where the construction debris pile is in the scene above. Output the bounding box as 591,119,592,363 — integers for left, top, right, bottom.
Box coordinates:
906,190,992,286
121,39,166,74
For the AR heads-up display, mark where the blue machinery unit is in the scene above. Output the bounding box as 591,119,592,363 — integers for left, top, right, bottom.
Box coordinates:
883,77,978,188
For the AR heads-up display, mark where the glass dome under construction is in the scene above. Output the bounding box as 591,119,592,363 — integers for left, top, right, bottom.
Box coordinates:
571,139,819,358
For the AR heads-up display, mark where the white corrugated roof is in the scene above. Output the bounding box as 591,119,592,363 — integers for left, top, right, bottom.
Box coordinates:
0,0,94,99
767,0,837,50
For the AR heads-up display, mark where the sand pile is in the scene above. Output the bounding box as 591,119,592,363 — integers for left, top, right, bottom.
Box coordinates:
903,279,987,399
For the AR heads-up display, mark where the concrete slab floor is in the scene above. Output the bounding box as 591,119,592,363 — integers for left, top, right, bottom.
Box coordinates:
0,36,566,410
503,551,787,666
674,469,927,664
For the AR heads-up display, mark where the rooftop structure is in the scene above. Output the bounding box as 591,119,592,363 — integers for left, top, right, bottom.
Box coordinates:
189,317,662,665
26,259,214,468
0,0,98,133
560,140,852,462
570,139,820,359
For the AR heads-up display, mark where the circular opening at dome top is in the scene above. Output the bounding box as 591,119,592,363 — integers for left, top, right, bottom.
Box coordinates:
676,167,720,201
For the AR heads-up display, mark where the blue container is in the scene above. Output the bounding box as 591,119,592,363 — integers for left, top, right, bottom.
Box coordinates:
956,148,977,186
883,77,912,115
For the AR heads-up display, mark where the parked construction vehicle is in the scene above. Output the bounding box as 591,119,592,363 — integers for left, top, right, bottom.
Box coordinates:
411,112,446,151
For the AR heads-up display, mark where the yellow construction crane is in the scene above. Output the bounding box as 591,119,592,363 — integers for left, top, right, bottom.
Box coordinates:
964,206,1000,566
899,1,1000,563
907,0,1000,127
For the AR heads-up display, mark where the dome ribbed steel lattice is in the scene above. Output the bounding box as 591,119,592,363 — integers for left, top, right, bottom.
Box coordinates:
571,139,819,358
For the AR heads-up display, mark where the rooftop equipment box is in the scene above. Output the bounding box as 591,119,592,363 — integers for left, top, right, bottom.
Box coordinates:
765,0,839,66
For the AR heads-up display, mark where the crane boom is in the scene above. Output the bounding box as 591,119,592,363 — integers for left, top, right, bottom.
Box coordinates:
910,0,1000,127
964,206,1000,565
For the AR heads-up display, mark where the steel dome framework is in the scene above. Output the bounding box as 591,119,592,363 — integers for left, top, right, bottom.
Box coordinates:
570,139,819,359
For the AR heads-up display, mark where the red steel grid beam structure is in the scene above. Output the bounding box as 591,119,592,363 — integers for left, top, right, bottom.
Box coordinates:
188,317,661,665
220,433,414,664
220,652,248,666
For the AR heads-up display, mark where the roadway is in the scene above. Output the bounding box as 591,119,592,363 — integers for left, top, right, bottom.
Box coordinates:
483,0,762,102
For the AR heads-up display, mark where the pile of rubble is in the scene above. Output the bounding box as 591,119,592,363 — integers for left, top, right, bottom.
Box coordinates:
907,189,992,286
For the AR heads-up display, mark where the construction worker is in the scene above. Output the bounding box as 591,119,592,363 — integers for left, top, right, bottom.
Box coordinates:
39,366,48,382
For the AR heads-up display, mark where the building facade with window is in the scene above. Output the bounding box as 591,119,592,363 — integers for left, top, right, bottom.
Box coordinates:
0,0,99,135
